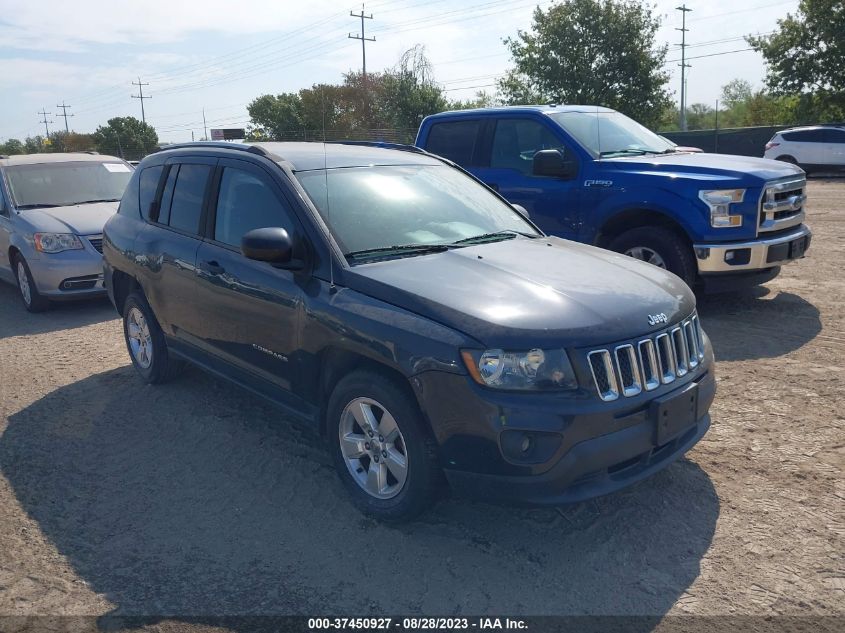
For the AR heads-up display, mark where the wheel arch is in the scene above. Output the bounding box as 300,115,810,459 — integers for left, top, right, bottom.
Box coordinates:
111,268,142,315
596,207,692,249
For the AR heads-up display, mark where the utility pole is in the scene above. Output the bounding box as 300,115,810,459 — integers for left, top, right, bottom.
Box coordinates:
131,77,151,124
676,5,692,131
202,108,208,141
38,108,52,138
56,101,73,133
349,4,375,80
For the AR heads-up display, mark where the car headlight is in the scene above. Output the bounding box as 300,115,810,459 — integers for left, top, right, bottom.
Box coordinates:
461,348,578,391
699,189,745,228
33,233,84,253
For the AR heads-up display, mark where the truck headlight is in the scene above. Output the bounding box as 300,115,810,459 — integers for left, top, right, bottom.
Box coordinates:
33,233,84,253
699,189,745,228
461,348,578,391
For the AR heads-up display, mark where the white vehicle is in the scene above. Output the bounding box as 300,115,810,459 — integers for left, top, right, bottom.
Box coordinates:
764,125,845,173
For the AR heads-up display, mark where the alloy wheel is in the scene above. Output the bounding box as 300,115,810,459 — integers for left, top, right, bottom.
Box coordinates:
16,261,31,306
126,307,153,369
624,246,668,269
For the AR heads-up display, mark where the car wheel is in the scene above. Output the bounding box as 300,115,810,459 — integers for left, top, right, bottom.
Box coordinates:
328,370,442,522
13,254,50,312
609,226,697,287
122,292,184,384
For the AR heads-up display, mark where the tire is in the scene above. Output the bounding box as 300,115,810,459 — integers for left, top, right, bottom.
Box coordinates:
13,253,50,313
609,226,697,287
776,155,805,172
327,369,442,522
122,291,184,384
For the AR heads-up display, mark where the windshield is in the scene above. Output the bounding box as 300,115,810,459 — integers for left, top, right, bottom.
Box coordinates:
296,165,540,259
5,161,133,208
549,111,675,158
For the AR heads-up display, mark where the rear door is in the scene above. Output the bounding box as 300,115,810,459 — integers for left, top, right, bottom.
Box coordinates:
823,128,845,167
472,116,582,239
191,157,304,393
134,157,215,339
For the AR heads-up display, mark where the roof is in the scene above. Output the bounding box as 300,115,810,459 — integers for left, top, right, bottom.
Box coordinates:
778,125,845,133
424,104,617,119
0,152,124,167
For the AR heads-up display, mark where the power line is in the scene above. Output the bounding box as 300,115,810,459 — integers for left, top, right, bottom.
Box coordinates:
38,108,52,138
349,4,376,80
676,4,693,131
56,101,74,133
666,47,756,64
131,77,151,123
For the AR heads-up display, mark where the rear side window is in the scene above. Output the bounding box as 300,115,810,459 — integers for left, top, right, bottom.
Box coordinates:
783,129,825,143
425,120,481,166
213,167,295,247
823,128,845,143
138,165,164,220
166,164,211,234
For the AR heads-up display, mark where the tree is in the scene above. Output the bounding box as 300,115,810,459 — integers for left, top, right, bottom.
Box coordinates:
449,91,497,111
747,0,845,119
24,136,44,153
686,103,716,130
377,45,448,137
498,0,672,127
1,139,24,155
93,117,158,161
47,131,96,153
246,93,305,140
720,79,753,109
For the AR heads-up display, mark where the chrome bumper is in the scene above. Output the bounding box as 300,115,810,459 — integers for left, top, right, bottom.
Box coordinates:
693,225,812,273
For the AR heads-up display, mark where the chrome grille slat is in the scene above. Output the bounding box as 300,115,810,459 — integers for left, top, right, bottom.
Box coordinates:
759,177,806,233
587,312,706,400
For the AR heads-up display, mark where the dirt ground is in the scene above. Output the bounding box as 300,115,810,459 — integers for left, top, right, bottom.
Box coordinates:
0,180,842,629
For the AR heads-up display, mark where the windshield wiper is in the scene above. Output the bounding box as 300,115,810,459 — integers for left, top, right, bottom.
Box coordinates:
15,203,60,210
345,243,453,261
599,148,654,157
69,198,121,205
452,230,525,245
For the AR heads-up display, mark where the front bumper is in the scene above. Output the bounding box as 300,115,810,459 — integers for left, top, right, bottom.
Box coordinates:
413,360,715,506
28,239,107,299
693,224,811,274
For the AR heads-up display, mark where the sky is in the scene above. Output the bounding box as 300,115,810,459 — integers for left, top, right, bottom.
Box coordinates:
0,0,801,143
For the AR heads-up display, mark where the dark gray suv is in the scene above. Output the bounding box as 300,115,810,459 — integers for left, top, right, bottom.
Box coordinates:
103,141,715,521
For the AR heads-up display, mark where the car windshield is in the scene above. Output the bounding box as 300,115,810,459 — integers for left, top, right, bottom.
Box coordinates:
5,161,132,208
296,164,540,261
549,110,675,158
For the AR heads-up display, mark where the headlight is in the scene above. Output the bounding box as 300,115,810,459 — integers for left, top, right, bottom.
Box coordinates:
461,348,578,391
699,189,745,228
33,233,84,253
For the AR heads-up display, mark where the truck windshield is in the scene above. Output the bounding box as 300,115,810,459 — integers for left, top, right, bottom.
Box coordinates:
549,111,675,158
6,161,133,209
296,164,540,260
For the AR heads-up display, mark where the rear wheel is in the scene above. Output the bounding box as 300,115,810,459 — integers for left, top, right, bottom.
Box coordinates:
13,254,50,313
328,370,441,522
122,292,184,384
609,226,697,287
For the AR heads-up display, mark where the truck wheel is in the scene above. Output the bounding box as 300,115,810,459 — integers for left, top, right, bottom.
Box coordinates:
14,253,50,313
327,369,441,522
610,226,697,287
122,292,184,384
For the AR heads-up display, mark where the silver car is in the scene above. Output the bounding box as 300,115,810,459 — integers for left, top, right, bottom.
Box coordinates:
0,152,133,312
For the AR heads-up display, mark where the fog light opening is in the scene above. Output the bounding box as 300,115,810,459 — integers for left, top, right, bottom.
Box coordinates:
521,434,533,454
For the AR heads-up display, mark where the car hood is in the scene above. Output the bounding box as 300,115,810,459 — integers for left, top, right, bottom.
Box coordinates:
19,202,119,235
603,152,804,182
345,236,695,349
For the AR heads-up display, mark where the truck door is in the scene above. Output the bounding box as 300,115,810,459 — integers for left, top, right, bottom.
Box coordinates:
473,117,581,239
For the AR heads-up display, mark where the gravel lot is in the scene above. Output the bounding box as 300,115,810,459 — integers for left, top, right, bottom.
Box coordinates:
0,180,842,629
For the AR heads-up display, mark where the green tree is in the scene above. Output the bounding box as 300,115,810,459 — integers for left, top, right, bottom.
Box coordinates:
1,139,24,155
686,103,716,130
720,79,753,110
246,93,305,140
93,116,158,160
498,0,672,127
47,131,97,153
24,136,44,153
378,45,448,137
747,0,845,119
449,91,497,111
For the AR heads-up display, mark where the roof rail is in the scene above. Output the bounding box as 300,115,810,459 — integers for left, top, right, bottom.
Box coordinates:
326,140,427,155
83,150,99,155
153,141,273,158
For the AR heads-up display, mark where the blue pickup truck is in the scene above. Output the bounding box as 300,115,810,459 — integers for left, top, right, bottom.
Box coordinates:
415,106,812,291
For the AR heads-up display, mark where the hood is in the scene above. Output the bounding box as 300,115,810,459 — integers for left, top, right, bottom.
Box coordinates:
345,237,695,349
603,152,804,183
18,202,119,235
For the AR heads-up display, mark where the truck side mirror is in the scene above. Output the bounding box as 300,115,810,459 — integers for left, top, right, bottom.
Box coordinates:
533,149,578,179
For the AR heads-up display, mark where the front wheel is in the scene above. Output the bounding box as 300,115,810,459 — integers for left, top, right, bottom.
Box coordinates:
14,254,50,313
327,370,442,522
609,226,697,287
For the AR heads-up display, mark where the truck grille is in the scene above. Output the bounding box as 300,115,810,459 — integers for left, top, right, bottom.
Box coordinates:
587,314,705,402
87,235,104,253
759,177,805,233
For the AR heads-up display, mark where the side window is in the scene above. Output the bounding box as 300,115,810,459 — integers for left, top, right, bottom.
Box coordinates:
157,165,179,226
213,167,295,248
823,128,845,143
138,165,164,220
490,119,563,174
786,129,825,143
167,164,211,234
425,120,481,166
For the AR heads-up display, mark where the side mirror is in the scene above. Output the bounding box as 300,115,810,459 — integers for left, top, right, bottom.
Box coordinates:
533,149,578,179
512,204,530,219
241,227,297,267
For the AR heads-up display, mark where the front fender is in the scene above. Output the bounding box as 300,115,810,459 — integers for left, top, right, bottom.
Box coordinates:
588,185,703,242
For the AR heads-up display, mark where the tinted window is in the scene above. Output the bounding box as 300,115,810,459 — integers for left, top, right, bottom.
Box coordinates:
490,119,564,174
138,165,164,220
783,130,825,142
425,120,480,165
823,128,845,143
157,165,179,225
214,168,294,247
168,164,211,234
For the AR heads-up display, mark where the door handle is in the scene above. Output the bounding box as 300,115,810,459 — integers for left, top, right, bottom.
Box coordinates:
485,182,500,192
200,260,225,275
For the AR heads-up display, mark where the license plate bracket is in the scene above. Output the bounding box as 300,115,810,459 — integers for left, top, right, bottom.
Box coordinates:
650,382,698,445
789,236,806,259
